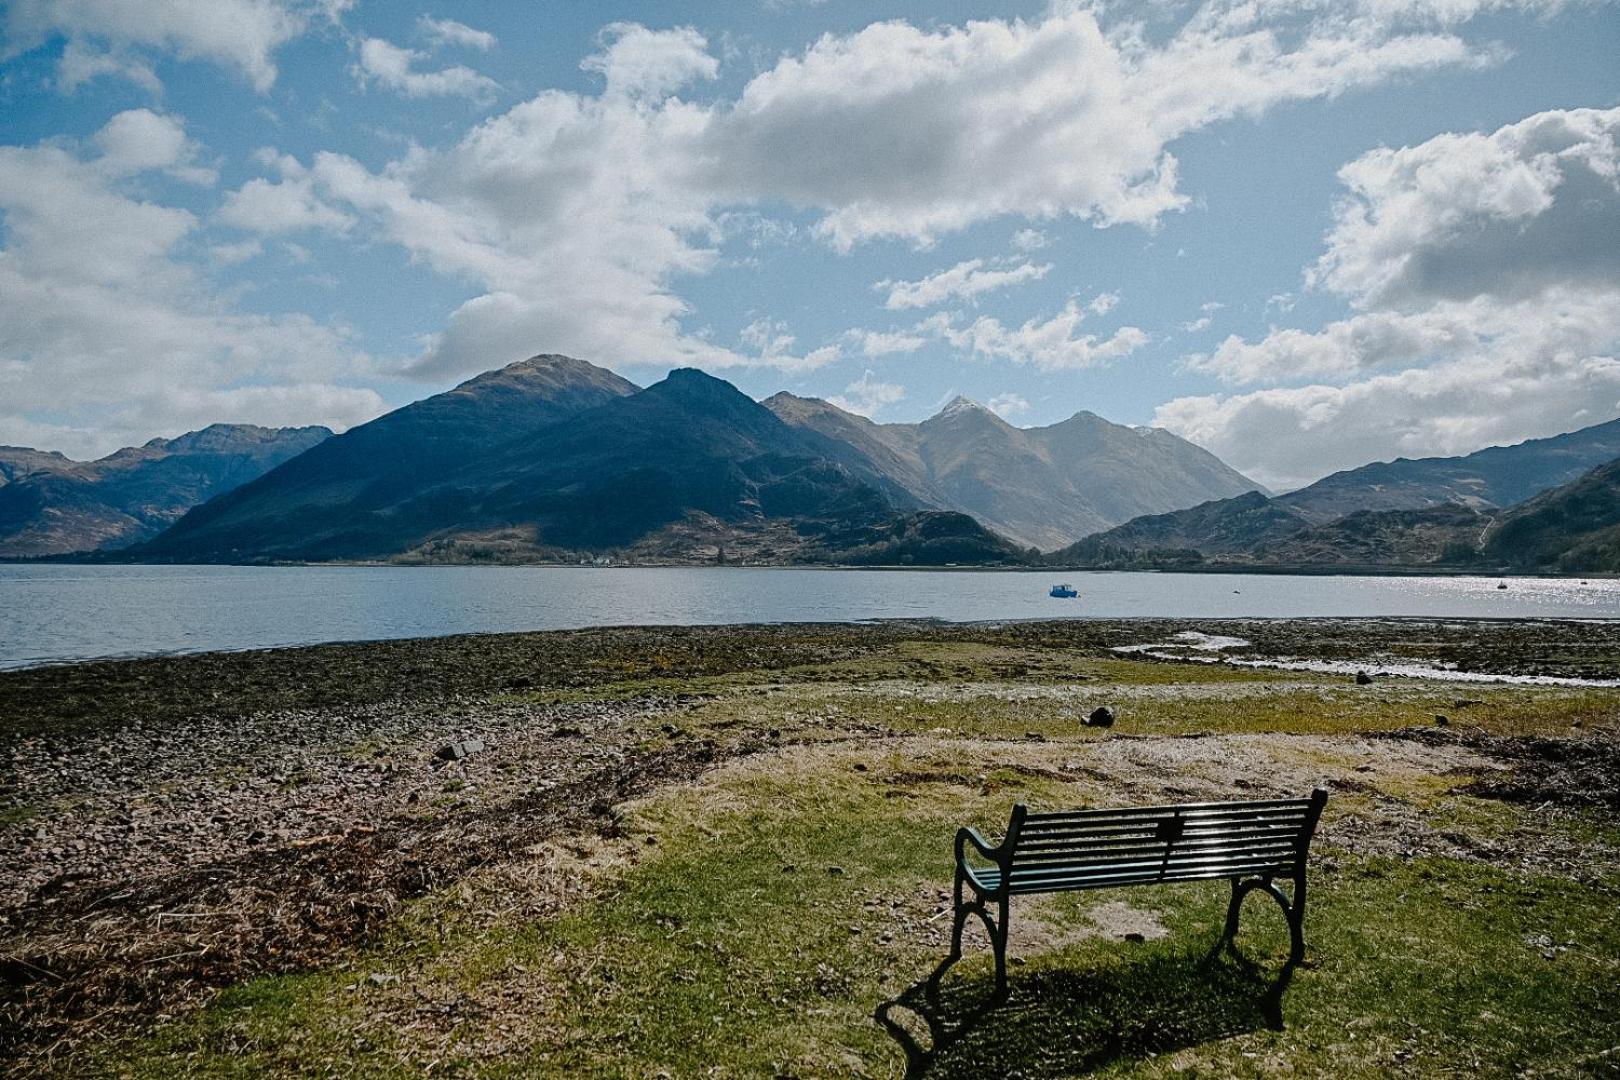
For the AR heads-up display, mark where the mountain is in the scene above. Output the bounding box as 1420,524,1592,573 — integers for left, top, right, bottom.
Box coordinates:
1483,458,1620,572
139,355,638,562
140,366,993,565
0,425,332,557
764,393,1264,549
1280,416,1620,524
1054,415,1620,567
1054,490,1310,566
1252,504,1488,568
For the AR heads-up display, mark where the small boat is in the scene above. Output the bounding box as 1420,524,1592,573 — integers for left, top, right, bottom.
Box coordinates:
1049,584,1078,598
1497,581,1508,590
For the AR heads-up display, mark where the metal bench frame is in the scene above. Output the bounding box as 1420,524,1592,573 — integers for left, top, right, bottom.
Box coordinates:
932,790,1328,1001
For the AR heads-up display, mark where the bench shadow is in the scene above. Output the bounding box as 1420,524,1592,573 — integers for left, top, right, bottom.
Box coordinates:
875,938,1297,1079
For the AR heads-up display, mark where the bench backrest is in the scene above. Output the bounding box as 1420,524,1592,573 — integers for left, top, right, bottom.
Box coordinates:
998,791,1327,895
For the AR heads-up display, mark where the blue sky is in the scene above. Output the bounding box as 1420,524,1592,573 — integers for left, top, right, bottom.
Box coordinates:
1,1,1617,488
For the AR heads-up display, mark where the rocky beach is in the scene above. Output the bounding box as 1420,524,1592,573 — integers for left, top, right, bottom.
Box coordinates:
3,619,1618,1076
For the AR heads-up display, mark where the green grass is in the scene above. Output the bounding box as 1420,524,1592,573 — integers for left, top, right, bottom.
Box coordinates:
104,733,1620,1078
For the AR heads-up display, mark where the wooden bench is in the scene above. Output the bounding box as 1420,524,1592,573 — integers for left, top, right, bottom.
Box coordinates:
932,790,1328,1000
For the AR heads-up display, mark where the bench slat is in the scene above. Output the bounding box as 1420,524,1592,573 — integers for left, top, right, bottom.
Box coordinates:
1011,830,1308,858
1013,814,1310,846
1007,836,1301,867
1020,807,1310,832
1021,797,1313,823
1011,847,1302,879
970,852,1300,894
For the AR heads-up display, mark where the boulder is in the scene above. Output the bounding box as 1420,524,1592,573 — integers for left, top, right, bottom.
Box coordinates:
435,738,486,761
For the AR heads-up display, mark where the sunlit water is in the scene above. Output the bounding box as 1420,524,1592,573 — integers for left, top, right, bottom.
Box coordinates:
1,564,1617,670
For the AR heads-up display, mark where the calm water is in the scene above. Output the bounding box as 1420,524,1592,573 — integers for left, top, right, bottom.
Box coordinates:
1,564,1617,670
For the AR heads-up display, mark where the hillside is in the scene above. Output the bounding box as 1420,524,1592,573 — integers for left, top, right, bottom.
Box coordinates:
140,367,959,564
0,425,332,557
138,355,638,562
766,393,1263,549
1281,416,1620,524
1054,416,1620,569
1484,458,1620,572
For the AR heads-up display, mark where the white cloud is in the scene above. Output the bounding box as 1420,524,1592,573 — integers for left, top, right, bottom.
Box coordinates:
1181,300,1224,333
237,6,1519,384
217,155,355,233
1158,350,1620,491
851,329,928,357
1310,106,1620,309
987,392,1030,418
1011,228,1050,251
3,0,321,92
734,317,841,371
0,112,379,458
354,36,499,100
210,238,264,265
878,258,1050,310
580,22,718,101
56,37,159,93
88,108,216,184
928,298,1150,372
1163,107,1620,488
418,15,494,51
699,8,1487,251
828,370,905,417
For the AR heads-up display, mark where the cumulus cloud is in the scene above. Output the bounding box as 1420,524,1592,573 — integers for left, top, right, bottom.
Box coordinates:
878,258,1050,310
927,298,1150,372
828,370,905,417
850,329,928,357
580,23,718,100
418,15,494,51
1181,301,1224,333
1163,107,1620,488
1310,107,1620,309
2,0,323,92
245,5,1498,385
1011,228,1050,251
354,36,499,100
988,392,1030,418
0,113,379,458
217,153,356,233
1158,348,1620,491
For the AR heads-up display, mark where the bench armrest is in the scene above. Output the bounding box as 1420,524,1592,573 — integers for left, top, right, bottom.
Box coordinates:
955,826,1002,868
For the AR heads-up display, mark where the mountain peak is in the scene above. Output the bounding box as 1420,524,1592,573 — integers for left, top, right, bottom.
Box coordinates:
930,396,992,422
641,368,774,420
444,354,638,403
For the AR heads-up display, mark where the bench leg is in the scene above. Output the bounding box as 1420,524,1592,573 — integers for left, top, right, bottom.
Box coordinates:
1287,874,1307,965
1223,875,1307,964
929,874,1012,1004
991,895,1010,1002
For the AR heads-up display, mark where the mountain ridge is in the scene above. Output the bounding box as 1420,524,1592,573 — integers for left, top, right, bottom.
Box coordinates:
765,392,1265,549
0,424,334,557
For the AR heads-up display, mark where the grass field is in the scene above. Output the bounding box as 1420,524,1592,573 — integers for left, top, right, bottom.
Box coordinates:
4,623,1618,1077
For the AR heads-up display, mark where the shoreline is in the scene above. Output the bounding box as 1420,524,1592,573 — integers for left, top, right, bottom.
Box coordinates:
5,612,1620,678
7,555,1617,579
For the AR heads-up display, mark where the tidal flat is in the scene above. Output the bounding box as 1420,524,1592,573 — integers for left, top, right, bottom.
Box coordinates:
2,619,1618,1076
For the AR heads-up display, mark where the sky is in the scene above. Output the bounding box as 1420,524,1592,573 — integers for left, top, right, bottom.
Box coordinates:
1,1,1617,490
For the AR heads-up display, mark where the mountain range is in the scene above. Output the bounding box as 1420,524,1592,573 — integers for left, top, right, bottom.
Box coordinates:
7,352,1617,570
0,425,332,557
765,393,1262,549
1058,417,1620,571
116,354,1265,565
134,360,1028,565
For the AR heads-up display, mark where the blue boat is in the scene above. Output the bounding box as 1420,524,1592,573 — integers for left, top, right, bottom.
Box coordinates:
1049,584,1078,598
